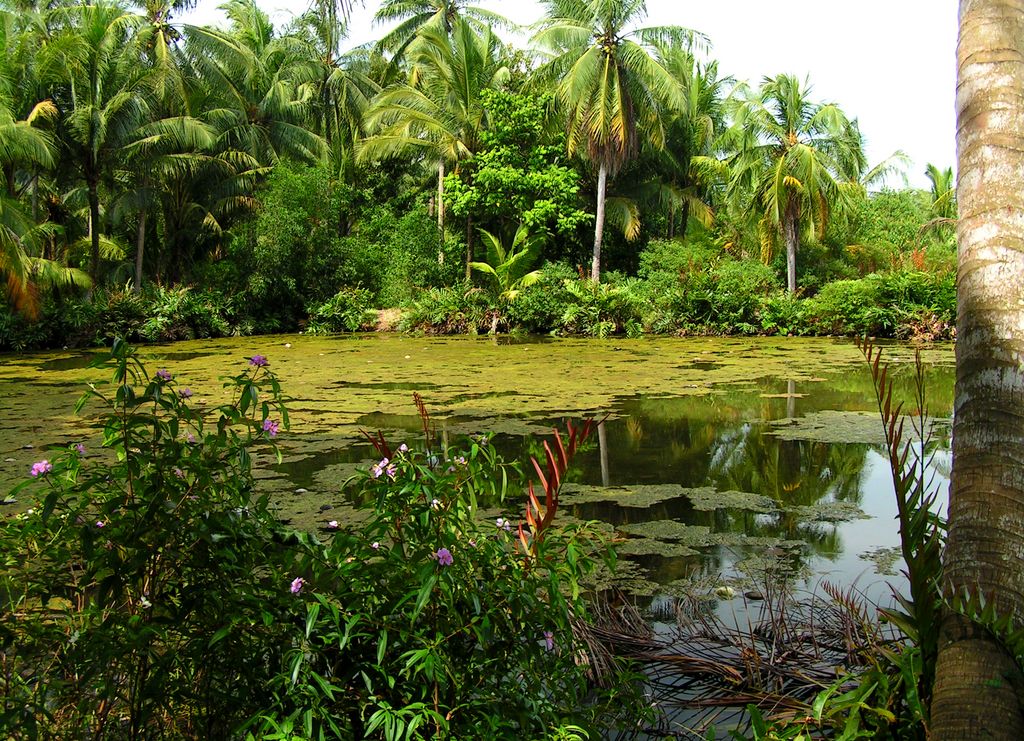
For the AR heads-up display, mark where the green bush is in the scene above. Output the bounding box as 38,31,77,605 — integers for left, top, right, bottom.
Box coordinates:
1,344,638,739
401,283,492,334
1,342,293,738
559,278,643,338
804,270,955,338
506,262,578,333
306,286,376,334
250,423,630,739
138,287,232,342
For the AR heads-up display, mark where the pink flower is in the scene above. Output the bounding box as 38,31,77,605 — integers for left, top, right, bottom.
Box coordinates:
262,419,279,437
30,460,52,477
435,547,453,567
290,577,305,595
371,541,380,550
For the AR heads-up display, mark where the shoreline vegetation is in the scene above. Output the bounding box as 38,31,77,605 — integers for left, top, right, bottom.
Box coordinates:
0,1,955,355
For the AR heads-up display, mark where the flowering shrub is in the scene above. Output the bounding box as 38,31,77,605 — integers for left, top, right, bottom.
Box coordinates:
1,345,638,739
248,411,632,740
0,339,293,738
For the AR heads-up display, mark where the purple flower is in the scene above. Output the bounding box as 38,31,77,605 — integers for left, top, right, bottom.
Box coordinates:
262,419,280,437
435,547,453,567
290,577,305,595
156,369,172,381
29,460,52,478
179,387,193,399
326,520,339,530
398,443,409,453
371,541,380,550
430,498,441,510
544,631,554,651
74,443,86,456
249,355,269,368
455,456,467,465
96,520,105,529
496,517,512,532
173,467,185,479
385,464,397,479
186,433,196,444
371,457,389,479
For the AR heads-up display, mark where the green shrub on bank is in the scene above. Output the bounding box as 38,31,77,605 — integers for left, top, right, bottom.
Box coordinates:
401,283,493,334
306,287,376,334
804,270,955,338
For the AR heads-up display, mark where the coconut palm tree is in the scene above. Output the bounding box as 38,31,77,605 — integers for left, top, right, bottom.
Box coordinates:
727,74,864,294
531,0,702,282
184,0,327,167
373,0,510,60
43,1,149,286
359,18,509,272
931,2,1024,737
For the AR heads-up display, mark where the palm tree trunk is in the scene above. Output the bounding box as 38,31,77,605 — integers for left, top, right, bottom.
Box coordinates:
133,207,147,293
783,199,799,294
592,162,607,284
437,161,445,264
464,214,473,281
88,179,101,287
931,2,1024,737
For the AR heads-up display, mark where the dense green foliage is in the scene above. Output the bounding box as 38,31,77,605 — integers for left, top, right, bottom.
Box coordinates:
1,344,636,738
0,0,955,350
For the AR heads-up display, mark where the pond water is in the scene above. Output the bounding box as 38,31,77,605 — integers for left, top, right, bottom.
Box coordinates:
0,334,954,605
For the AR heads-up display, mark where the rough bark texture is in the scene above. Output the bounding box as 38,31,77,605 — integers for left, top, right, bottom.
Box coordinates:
932,1,1024,736
592,163,607,283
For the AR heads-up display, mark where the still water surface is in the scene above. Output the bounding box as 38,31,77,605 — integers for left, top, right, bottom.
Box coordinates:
0,334,954,603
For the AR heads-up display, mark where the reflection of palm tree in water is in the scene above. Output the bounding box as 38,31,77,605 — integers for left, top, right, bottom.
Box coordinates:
705,380,869,556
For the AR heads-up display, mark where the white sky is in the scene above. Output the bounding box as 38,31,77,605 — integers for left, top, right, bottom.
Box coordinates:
183,0,958,190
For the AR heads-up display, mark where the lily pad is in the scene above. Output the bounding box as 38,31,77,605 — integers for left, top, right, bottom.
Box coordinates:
786,500,868,523
615,538,700,558
560,483,687,508
618,521,711,545
683,487,776,513
860,545,903,576
767,410,886,445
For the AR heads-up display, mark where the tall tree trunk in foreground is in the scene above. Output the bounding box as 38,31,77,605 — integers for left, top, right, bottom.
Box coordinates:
931,1,1024,737
591,163,608,283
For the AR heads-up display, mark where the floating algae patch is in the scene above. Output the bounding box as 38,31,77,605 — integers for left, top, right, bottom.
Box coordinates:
560,483,687,508
786,500,868,523
860,545,902,576
683,487,776,513
767,410,886,445
618,521,712,545
616,538,700,558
